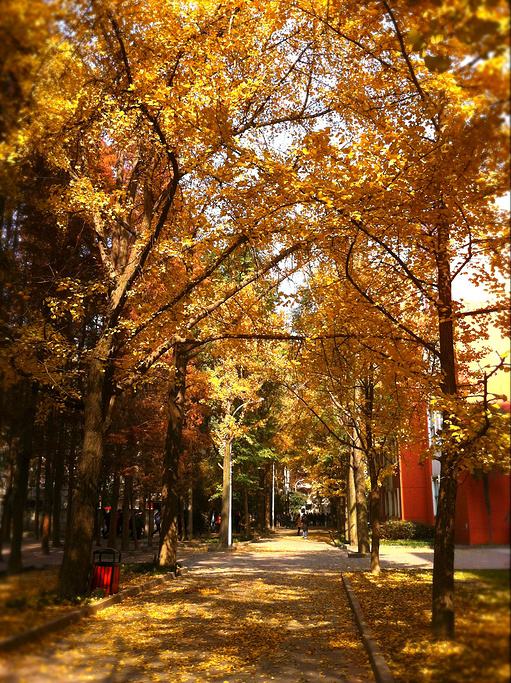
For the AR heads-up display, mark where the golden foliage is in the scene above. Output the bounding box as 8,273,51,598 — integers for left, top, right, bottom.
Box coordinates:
347,569,511,682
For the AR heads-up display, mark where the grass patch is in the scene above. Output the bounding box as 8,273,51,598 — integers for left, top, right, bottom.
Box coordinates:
380,539,433,548
346,568,510,682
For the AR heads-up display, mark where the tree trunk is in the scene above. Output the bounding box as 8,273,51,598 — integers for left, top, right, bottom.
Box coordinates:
353,447,369,554
58,340,109,598
159,348,187,568
369,478,381,574
348,449,358,546
432,463,457,638
432,217,458,640
219,438,232,547
8,384,37,573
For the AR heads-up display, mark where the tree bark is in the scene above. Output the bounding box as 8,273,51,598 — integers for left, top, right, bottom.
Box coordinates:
219,438,232,547
369,475,382,574
8,384,37,573
353,447,370,554
159,348,187,568
348,449,358,546
432,217,458,640
432,461,457,638
58,338,109,598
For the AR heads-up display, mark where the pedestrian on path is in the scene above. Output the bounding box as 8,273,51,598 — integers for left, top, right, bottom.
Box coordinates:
301,512,309,539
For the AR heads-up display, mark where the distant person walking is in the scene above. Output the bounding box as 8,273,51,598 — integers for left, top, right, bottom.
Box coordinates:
301,512,309,539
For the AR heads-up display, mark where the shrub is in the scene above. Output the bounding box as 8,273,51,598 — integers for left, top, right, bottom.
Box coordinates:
380,519,434,541
412,522,435,540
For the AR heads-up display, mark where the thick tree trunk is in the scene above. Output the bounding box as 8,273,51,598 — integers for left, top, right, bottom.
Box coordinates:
432,218,458,640
59,341,109,598
8,384,37,573
159,348,187,568
432,462,457,638
353,447,369,554
219,439,232,547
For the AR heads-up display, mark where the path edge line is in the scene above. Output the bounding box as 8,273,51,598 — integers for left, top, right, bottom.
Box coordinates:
341,573,395,683
0,570,179,653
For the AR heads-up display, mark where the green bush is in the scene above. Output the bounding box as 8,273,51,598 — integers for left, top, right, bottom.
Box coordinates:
380,519,434,541
412,522,435,540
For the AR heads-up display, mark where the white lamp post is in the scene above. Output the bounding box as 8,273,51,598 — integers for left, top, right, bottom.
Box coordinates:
223,397,264,547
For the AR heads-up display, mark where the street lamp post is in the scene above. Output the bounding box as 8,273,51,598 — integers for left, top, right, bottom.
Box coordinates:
271,462,275,530
228,446,233,546
221,397,263,548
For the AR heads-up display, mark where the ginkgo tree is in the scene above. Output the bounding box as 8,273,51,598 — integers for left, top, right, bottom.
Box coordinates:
5,0,329,597
289,0,510,637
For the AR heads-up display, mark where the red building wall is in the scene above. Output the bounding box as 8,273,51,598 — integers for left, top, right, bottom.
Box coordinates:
398,403,510,545
399,453,435,526
455,472,511,545
398,405,435,526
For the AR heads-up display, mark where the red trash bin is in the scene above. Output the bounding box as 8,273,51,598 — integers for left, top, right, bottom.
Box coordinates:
91,548,121,595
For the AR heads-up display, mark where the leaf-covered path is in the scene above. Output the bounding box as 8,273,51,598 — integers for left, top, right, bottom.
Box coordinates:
1,531,373,682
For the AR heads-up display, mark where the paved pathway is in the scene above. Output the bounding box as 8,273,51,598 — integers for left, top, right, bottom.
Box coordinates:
2,533,509,572
0,531,374,683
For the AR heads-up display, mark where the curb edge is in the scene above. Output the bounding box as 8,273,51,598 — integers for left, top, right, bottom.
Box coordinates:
341,573,395,683
0,571,177,653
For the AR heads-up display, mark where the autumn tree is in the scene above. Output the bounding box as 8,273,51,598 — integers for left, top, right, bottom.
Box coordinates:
289,0,509,636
